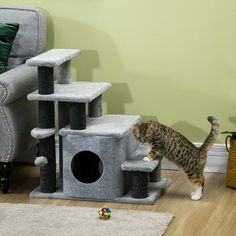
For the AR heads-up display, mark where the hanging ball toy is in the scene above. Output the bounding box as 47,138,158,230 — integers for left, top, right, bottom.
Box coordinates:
98,207,111,220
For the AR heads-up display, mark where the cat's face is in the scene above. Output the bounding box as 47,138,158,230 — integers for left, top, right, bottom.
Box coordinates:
133,121,157,144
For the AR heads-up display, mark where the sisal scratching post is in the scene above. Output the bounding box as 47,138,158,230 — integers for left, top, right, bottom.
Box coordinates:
38,67,54,94
150,161,161,182
132,171,148,198
39,136,56,192
69,102,86,130
37,67,56,193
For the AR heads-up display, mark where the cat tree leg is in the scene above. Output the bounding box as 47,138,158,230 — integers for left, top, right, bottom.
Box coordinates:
89,95,102,118
132,171,148,198
69,102,86,130
38,100,56,193
56,60,71,84
38,67,54,94
58,102,69,178
121,160,159,199
39,101,55,128
39,136,56,193
150,162,161,182
56,60,71,174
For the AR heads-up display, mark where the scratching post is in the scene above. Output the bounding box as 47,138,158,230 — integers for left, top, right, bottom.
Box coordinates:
150,161,161,182
39,136,56,193
38,101,54,128
132,171,148,198
121,160,159,199
38,67,54,94
37,66,56,193
69,102,86,130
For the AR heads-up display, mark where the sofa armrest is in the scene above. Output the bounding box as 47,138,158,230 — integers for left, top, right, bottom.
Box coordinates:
0,64,37,105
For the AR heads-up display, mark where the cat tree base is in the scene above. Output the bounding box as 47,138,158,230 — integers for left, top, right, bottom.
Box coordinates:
30,140,170,205
30,178,169,205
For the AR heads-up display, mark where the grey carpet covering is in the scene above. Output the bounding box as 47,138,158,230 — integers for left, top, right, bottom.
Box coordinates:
0,203,174,236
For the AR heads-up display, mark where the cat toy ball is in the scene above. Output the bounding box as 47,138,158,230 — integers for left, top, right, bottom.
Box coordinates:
98,207,111,220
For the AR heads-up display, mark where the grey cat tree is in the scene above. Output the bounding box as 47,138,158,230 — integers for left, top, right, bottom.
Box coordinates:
26,49,168,204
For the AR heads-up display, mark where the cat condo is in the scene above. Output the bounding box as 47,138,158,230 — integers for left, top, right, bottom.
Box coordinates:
27,49,168,204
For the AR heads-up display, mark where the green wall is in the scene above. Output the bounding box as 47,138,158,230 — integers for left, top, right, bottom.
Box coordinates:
3,0,236,143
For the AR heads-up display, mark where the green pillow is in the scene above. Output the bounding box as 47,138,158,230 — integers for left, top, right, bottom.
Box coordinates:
0,23,19,74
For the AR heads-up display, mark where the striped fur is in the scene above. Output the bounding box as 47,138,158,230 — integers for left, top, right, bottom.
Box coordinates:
133,116,220,200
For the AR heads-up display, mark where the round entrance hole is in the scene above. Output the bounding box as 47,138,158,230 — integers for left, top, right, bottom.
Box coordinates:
71,151,103,184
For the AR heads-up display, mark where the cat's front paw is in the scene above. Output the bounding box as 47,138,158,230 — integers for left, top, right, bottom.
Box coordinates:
190,188,202,201
143,156,151,161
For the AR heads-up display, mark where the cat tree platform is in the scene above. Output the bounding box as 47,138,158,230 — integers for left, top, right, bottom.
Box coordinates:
27,81,111,103
60,115,140,137
30,178,168,205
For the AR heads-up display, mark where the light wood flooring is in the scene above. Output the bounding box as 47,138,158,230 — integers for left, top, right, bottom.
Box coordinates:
0,164,235,236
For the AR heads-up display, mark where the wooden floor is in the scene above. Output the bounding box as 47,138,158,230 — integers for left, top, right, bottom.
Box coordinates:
0,164,235,236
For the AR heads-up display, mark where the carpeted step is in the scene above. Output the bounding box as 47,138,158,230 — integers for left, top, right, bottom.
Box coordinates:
121,160,159,173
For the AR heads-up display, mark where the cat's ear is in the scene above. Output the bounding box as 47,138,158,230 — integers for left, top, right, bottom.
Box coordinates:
132,123,139,135
133,123,138,130
147,120,157,129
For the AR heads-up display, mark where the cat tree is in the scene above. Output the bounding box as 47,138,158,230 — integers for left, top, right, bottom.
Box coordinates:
26,49,168,204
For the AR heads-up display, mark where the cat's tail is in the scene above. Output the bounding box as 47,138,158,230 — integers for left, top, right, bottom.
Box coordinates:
199,116,220,153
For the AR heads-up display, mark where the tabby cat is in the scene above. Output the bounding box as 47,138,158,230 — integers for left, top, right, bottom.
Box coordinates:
133,116,219,201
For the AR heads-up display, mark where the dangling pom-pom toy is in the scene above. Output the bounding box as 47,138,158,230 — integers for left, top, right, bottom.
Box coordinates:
98,207,111,220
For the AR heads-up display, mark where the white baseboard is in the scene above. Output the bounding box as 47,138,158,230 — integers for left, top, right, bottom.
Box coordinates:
56,139,228,174
162,143,228,173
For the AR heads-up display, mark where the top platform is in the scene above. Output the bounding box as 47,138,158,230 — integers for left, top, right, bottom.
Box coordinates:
26,49,81,67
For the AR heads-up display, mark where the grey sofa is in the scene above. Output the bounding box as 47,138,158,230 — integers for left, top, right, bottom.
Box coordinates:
0,6,46,193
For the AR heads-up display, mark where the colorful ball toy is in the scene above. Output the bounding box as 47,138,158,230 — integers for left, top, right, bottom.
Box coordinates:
98,207,111,220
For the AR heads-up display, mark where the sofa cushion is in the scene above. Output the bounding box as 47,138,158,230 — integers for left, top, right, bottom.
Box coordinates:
0,23,19,74
0,6,46,69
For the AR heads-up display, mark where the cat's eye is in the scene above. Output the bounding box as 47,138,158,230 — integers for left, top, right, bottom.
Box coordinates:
144,137,149,142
